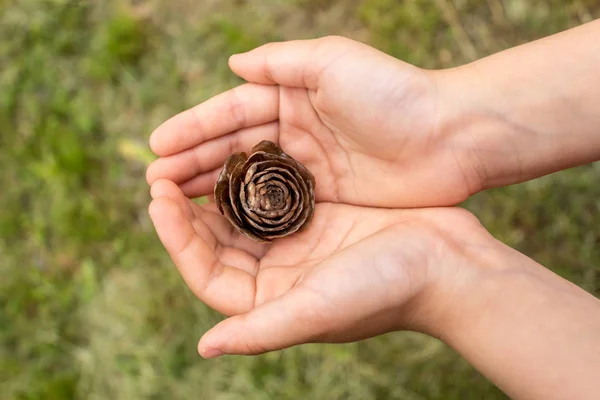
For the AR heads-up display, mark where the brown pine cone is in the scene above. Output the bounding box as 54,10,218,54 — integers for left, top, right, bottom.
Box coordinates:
214,141,316,242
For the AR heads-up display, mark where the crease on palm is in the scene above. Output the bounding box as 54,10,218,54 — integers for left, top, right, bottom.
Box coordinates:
150,176,419,317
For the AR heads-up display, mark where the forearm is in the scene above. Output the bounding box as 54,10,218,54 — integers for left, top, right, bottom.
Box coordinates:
434,247,600,400
436,19,600,190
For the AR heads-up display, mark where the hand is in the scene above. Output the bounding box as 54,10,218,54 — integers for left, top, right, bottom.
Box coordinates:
148,179,497,357
146,37,481,208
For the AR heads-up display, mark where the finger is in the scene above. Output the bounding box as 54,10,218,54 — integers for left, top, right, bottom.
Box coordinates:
179,167,222,199
150,83,279,157
150,179,195,220
194,203,269,260
198,278,401,358
146,122,279,186
228,36,356,89
149,197,255,316
215,246,260,276
198,288,328,358
151,180,219,250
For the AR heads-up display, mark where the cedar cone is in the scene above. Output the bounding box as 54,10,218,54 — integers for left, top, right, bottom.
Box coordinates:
214,141,316,242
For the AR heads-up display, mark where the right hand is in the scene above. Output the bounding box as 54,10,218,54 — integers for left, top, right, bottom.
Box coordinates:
146,36,481,208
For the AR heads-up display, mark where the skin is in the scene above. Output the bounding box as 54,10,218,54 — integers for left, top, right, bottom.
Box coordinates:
146,37,471,207
147,19,600,400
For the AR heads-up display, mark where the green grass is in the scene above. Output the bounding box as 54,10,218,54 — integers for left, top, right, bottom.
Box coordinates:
1,0,598,399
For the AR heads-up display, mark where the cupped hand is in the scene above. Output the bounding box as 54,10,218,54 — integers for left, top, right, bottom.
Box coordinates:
146,37,480,208
149,179,497,357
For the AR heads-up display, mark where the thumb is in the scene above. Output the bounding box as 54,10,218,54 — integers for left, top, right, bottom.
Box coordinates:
198,288,330,358
228,36,356,89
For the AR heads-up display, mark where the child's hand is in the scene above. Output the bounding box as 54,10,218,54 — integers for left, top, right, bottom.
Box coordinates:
149,177,600,399
147,23,600,398
148,23,600,210
148,179,496,357
147,37,480,208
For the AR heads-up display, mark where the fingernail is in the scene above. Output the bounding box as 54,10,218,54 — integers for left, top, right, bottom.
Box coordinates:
201,348,224,359
229,52,247,60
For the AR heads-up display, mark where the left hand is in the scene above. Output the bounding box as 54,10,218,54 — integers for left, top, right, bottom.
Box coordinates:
148,178,498,357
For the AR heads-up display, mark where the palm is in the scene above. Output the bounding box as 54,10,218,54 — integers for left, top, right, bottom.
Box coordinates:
274,83,465,207
150,179,488,351
149,179,408,315
147,37,475,208
273,45,469,207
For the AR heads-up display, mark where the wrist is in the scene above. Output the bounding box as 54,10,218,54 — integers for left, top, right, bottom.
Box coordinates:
431,65,524,194
394,212,515,337
422,239,600,399
419,233,564,342
431,21,600,193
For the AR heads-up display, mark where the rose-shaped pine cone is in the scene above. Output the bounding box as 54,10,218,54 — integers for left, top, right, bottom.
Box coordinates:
214,141,316,242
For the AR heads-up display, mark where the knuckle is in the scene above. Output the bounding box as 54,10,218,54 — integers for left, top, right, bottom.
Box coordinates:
291,297,332,340
227,88,247,128
226,131,241,155
321,35,350,46
236,325,270,355
242,339,269,355
261,41,279,50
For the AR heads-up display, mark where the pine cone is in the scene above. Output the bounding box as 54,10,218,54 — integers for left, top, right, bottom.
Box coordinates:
214,141,316,242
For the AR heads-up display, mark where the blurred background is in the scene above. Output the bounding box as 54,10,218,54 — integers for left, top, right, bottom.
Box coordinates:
1,0,599,399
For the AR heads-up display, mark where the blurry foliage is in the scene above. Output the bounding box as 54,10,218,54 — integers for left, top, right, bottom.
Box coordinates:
466,166,600,291
0,0,599,399
86,11,150,80
359,0,445,66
